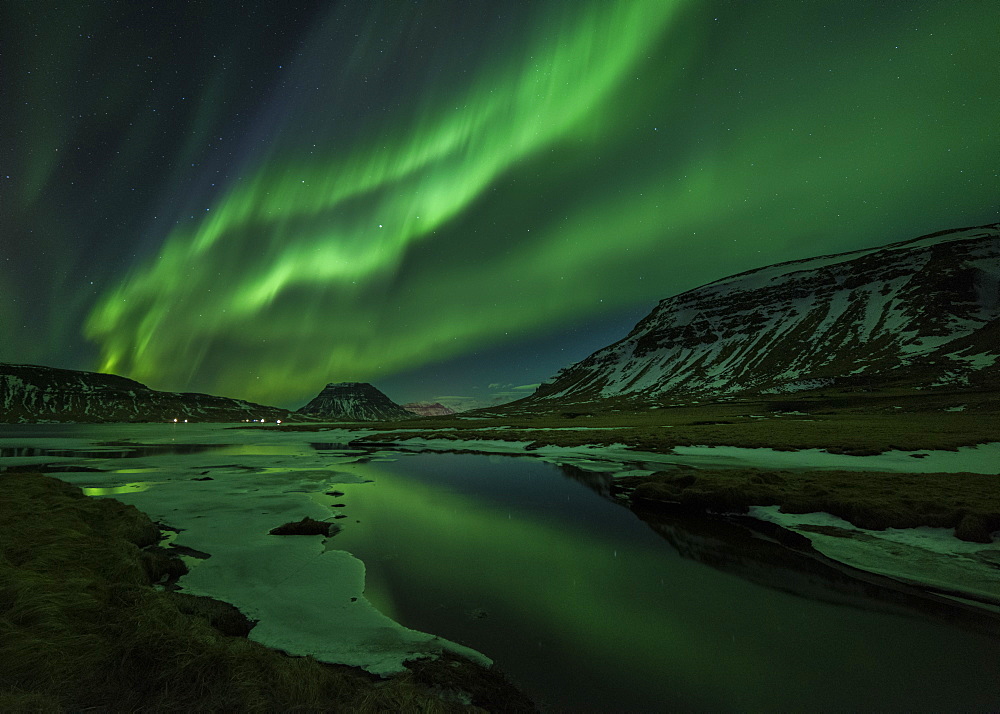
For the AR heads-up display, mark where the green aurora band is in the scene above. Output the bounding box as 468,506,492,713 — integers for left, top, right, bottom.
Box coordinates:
84,0,1000,404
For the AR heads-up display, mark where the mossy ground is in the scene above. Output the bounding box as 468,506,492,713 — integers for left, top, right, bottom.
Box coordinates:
0,473,534,712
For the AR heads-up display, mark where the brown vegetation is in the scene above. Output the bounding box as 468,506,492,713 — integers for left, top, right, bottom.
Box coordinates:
615,467,1000,543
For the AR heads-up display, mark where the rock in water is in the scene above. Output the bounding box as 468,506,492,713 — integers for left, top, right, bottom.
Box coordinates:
296,382,414,421
526,223,1000,403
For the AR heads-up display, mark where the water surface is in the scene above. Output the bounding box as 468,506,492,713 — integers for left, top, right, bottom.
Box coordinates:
321,451,1000,712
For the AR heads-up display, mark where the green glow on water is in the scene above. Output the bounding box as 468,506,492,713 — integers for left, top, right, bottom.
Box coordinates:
82,482,154,496
325,454,1000,711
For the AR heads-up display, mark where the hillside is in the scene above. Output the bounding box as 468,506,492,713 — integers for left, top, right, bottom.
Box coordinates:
0,363,295,423
527,224,999,405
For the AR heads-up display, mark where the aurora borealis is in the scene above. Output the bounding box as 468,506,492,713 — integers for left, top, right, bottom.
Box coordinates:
3,1,999,407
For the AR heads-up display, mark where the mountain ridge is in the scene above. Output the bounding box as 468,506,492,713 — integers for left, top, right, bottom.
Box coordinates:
0,363,296,423
403,402,457,417
296,382,414,421
526,223,1000,405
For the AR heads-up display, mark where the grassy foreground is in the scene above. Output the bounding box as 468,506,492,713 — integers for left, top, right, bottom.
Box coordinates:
0,473,534,712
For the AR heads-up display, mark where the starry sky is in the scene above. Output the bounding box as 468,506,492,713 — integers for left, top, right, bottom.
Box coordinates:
2,1,998,410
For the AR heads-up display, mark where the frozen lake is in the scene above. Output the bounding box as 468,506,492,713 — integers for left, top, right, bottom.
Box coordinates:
3,423,999,711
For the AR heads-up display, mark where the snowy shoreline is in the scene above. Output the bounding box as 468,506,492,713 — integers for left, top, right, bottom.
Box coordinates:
341,432,1000,608
0,425,491,675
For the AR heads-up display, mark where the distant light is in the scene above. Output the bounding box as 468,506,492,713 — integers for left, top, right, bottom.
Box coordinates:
173,418,178,423
183,419,188,423
276,419,282,424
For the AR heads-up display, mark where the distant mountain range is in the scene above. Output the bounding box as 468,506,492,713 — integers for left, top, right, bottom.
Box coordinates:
402,402,456,417
296,382,414,421
0,366,418,425
0,363,296,423
526,224,999,405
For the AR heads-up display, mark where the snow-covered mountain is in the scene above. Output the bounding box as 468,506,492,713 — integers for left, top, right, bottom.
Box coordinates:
0,363,296,423
296,382,414,421
529,224,1000,403
402,402,456,417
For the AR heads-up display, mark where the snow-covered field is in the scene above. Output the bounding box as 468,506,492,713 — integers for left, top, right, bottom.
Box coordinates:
367,434,1000,475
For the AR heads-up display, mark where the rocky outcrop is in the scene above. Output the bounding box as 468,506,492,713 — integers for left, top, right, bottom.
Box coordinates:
402,402,456,417
528,224,1000,403
0,363,295,423
296,382,413,421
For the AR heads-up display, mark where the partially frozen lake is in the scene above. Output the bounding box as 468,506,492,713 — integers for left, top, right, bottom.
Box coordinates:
2,423,999,711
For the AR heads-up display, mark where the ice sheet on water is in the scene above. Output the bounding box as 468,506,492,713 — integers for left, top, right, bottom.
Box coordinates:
0,424,489,675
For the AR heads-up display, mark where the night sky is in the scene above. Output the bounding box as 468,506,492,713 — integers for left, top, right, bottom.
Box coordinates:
3,1,998,409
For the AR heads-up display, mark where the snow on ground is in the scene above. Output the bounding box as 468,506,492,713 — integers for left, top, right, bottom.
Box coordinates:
669,443,1000,474
380,436,1000,475
748,506,1000,607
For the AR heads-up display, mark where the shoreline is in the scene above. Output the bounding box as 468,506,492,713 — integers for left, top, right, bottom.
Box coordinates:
326,431,1000,609
3,421,999,707
0,472,535,712
5,419,997,609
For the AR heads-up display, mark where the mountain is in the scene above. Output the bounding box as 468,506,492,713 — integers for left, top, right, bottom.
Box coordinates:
402,402,456,417
0,363,296,423
296,382,414,421
528,224,1000,404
